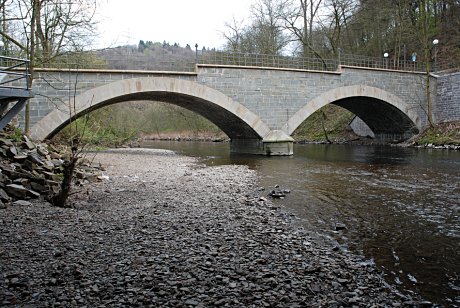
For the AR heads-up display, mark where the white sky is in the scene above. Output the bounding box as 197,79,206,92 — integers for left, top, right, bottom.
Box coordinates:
95,0,254,50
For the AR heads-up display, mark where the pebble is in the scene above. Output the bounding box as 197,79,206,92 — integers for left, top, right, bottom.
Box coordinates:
0,149,424,306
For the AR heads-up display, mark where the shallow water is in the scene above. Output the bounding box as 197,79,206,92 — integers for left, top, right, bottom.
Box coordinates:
142,141,460,306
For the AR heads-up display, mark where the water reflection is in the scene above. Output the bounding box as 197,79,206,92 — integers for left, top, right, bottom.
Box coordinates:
142,141,460,306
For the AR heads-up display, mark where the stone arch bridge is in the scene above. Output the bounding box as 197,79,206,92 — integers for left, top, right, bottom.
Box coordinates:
28,63,456,155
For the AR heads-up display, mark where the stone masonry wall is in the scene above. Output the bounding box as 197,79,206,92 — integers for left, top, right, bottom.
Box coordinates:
27,66,444,135
26,70,196,128
196,66,428,131
435,72,460,123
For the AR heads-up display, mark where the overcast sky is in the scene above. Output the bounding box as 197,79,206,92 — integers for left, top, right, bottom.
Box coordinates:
95,0,254,50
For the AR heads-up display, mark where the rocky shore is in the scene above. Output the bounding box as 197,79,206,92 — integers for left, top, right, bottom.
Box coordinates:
0,148,428,307
0,133,105,208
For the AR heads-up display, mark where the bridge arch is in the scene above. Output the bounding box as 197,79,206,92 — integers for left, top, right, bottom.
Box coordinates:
283,85,421,138
30,77,271,141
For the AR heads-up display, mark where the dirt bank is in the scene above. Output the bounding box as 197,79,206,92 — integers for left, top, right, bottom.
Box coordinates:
0,149,427,307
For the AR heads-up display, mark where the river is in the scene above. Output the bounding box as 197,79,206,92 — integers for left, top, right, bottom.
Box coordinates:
142,141,459,306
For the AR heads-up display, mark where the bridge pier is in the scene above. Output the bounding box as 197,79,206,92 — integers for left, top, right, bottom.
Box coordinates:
230,130,294,156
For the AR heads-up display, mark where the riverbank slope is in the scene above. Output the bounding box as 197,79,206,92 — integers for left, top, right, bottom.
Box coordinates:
0,148,427,306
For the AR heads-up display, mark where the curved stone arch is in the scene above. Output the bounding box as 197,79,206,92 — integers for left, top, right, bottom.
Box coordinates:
31,77,271,141
283,85,421,136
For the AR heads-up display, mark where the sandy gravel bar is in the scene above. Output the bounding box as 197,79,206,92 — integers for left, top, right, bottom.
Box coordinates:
0,148,425,307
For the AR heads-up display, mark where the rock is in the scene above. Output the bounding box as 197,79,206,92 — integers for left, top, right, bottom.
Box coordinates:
12,200,32,206
51,159,64,167
0,188,11,202
13,178,29,186
0,200,6,209
36,144,49,157
30,182,46,192
5,184,40,199
42,161,55,171
268,190,286,198
8,146,18,157
13,155,28,162
5,184,30,199
22,136,35,150
0,138,14,147
28,152,44,165
184,299,199,306
0,173,11,186
335,223,347,231
27,189,41,199
43,171,63,181
97,175,110,181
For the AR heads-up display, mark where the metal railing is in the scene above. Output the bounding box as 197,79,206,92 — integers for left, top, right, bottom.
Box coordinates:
0,56,31,90
339,52,426,71
198,51,338,71
1,49,457,75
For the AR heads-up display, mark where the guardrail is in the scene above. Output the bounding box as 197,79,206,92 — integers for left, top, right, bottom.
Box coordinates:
339,52,426,71
1,50,457,74
198,51,338,71
0,56,31,90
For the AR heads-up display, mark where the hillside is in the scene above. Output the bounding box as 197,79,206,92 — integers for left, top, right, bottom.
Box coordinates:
94,41,212,71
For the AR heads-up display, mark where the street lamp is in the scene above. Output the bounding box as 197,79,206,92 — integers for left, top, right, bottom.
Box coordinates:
0,41,4,66
384,52,389,69
195,43,199,64
432,39,439,72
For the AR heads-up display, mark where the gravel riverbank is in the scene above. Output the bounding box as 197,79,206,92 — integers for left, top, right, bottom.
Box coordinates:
0,148,426,307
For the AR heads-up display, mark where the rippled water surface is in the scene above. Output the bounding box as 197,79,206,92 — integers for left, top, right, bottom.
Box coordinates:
142,141,460,306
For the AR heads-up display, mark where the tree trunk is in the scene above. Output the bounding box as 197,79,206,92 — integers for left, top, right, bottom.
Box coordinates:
49,152,78,208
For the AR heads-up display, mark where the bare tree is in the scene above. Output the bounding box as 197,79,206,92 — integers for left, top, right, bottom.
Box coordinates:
319,0,356,56
222,16,247,53
223,0,290,55
250,0,290,55
280,0,324,57
0,0,98,133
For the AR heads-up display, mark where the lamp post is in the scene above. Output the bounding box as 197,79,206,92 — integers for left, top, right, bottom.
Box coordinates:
432,39,439,72
0,41,4,67
384,52,389,69
195,44,199,64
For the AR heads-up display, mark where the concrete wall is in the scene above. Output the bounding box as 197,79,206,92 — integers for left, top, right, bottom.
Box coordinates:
435,72,460,123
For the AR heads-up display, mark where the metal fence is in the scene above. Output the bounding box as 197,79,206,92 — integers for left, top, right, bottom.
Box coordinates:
198,51,338,71
339,52,426,71
0,50,457,74
0,56,31,90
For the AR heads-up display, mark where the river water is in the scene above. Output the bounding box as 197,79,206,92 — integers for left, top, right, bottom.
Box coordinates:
142,141,459,306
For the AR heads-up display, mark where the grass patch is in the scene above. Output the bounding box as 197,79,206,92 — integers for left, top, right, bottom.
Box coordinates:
292,105,356,142
415,121,460,145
